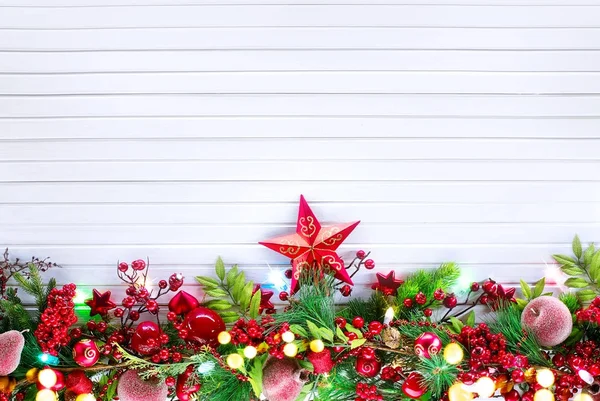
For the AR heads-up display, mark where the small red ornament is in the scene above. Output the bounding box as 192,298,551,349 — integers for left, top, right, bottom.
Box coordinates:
368,321,383,335
443,294,458,309
503,389,520,401
364,259,375,270
356,250,366,259
352,316,365,329
130,321,161,355
253,284,274,313
85,289,116,317
279,291,289,301
375,271,404,296
168,291,200,315
414,332,442,359
131,259,146,271
72,339,100,367
307,348,334,374
355,355,381,378
182,307,226,346
169,273,184,291
402,372,426,399
340,285,352,297
65,370,93,395
259,195,360,293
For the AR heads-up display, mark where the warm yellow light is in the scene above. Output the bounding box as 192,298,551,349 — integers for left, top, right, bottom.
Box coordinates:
474,376,495,398
26,368,39,383
536,369,555,388
217,331,231,345
226,354,244,369
38,369,57,389
243,346,258,359
384,307,395,324
36,389,57,401
310,339,325,353
75,394,96,401
283,343,298,357
281,331,295,343
573,392,593,401
534,389,555,401
448,382,473,401
443,343,464,365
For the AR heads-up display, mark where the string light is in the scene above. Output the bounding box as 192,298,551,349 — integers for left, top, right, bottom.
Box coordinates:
217,331,231,345
38,369,57,389
534,389,555,401
38,353,60,366
243,346,258,359
536,369,555,388
226,354,244,370
448,382,473,401
197,361,215,374
268,270,289,292
75,394,96,401
383,307,395,325
573,392,593,401
310,339,325,353
474,376,495,398
579,370,594,385
281,331,295,343
283,343,298,357
35,389,56,401
443,343,464,365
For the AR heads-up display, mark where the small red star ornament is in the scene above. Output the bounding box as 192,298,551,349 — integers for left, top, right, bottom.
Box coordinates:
374,271,404,296
259,195,360,293
253,284,274,313
85,289,117,317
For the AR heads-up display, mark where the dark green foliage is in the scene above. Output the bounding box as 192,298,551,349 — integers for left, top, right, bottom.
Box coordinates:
339,292,387,323
0,288,34,332
560,292,581,314
417,354,458,399
198,362,254,401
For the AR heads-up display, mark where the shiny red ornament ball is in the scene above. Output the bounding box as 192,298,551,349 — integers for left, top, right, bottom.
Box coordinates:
182,307,226,346
284,269,293,279
168,291,200,316
131,259,146,271
355,355,381,378
356,250,366,259
402,372,427,399
414,332,442,359
340,285,352,297
118,262,129,272
279,291,289,301
72,339,100,368
368,321,383,335
352,316,365,329
443,294,458,309
130,321,161,355
503,389,520,401
364,259,375,269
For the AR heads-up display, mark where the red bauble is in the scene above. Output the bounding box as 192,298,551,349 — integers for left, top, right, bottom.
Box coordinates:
72,339,100,368
414,332,442,359
182,307,226,346
503,389,521,401
130,321,161,355
355,355,381,378
307,348,334,374
65,370,93,395
168,291,200,316
402,372,426,399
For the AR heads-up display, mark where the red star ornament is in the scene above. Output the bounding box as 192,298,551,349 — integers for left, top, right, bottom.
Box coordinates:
85,289,117,317
375,271,404,296
253,284,274,313
259,195,360,293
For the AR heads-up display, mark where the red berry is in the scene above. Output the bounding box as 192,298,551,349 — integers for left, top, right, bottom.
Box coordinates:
118,262,129,272
146,300,159,313
403,298,413,308
178,329,189,339
352,316,365,329
423,308,433,317
340,285,352,297
368,321,383,335
279,291,289,301
470,282,480,292
415,292,426,305
356,250,366,259
346,332,358,341
335,317,347,329
122,297,136,308
167,311,177,322
165,377,176,387
552,353,565,367
364,259,375,270
511,369,525,383
433,289,445,301
284,269,293,279
480,295,489,305
443,294,457,309
158,280,168,289
114,308,124,318
131,259,146,271
360,347,375,359
482,280,497,294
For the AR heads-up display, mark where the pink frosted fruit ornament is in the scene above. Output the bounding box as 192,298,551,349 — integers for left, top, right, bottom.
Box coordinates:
521,296,573,347
117,370,168,401
0,330,25,376
262,357,308,401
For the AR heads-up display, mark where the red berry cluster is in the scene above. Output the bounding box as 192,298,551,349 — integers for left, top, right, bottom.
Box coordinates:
381,366,403,382
265,322,298,359
355,383,383,401
229,318,270,347
547,340,600,401
575,297,600,325
334,317,383,341
34,283,77,356
479,279,516,309
338,250,375,297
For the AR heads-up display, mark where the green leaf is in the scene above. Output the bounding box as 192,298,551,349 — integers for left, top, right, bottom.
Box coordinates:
319,328,334,343
232,272,247,301
553,254,578,267
205,299,232,310
344,324,364,338
577,289,597,302
306,321,322,340
215,257,226,281
226,265,239,287
584,244,596,266
196,276,220,288
239,281,254,311
222,315,240,323
573,235,583,259
533,277,546,298
219,311,240,318
336,326,349,343
204,288,229,298
590,252,600,282
297,359,314,373
561,265,585,276
465,311,476,327
449,317,464,334
247,354,267,398
515,298,528,310
249,290,261,319
350,338,367,349
290,324,308,338
564,277,590,288
520,279,532,299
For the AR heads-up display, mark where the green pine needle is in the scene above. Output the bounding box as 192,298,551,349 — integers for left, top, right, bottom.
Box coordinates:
417,354,458,399
559,293,580,313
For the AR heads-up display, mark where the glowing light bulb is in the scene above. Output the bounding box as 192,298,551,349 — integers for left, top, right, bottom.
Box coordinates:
573,392,593,401
244,346,258,359
536,369,555,388
310,339,325,353
579,370,594,385
383,307,395,324
281,331,295,343
534,389,555,401
197,361,215,374
75,394,96,401
38,369,57,389
443,343,464,365
448,382,473,401
268,270,288,292
226,354,244,370
283,343,298,357
474,376,495,398
217,331,231,345
36,389,56,401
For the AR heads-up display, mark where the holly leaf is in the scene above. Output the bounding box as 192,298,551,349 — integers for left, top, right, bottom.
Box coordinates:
350,338,367,349
249,290,261,319
573,235,583,259
520,279,532,299
564,278,589,288
533,277,546,298
306,321,322,340
215,257,226,281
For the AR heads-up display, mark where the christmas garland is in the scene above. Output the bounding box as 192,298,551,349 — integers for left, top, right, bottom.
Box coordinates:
1,198,600,401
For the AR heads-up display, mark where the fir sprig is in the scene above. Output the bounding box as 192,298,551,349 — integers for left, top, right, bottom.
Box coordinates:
417,354,458,399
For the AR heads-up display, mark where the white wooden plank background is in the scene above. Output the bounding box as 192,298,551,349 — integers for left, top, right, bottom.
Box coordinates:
1,0,599,309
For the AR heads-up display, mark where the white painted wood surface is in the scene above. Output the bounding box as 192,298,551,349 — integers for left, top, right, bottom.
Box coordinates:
1,0,599,307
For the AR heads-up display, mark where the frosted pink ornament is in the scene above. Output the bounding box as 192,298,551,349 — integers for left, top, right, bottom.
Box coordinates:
262,357,308,401
117,370,168,401
521,296,572,347
0,330,24,376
